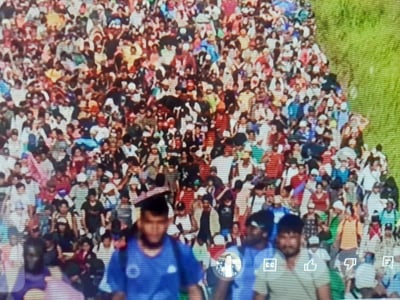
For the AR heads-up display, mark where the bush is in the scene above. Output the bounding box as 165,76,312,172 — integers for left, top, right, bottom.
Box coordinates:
311,0,400,180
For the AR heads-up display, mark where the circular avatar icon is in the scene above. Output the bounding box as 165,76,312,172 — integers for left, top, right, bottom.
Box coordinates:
214,251,243,280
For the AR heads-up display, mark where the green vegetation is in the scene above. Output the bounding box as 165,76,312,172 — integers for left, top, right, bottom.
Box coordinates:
311,0,400,180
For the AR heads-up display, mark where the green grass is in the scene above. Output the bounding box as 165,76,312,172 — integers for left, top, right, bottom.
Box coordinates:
310,0,400,181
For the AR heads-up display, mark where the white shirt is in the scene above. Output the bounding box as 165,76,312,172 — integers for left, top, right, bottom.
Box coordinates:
211,155,234,184
9,211,29,233
248,195,265,214
0,155,16,178
90,126,110,143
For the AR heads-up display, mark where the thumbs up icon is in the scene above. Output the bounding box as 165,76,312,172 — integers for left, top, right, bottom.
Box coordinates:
304,259,317,272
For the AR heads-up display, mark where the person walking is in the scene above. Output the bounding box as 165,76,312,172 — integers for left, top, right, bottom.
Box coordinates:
253,214,331,300
107,194,204,300
212,210,274,300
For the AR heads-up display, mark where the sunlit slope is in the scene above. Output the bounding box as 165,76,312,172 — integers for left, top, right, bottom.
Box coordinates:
311,0,400,180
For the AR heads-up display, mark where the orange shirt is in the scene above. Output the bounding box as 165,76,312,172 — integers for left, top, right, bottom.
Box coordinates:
337,218,363,250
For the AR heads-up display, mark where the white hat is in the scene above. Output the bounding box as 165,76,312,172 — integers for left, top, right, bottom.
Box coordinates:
327,98,334,107
128,82,136,91
310,169,319,176
299,120,307,127
143,131,151,137
318,114,328,121
129,177,139,185
273,196,282,204
333,201,345,211
195,150,203,157
340,102,348,110
205,54,211,60
196,187,207,197
105,171,113,179
186,124,194,131
182,43,189,51
308,236,320,245
213,234,225,246
223,130,231,138
77,173,87,183
355,263,377,289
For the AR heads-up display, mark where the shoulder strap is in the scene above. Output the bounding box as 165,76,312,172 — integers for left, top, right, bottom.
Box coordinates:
169,237,186,286
251,195,256,209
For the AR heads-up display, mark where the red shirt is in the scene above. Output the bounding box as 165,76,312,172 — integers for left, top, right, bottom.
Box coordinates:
290,174,307,205
265,152,284,179
178,189,195,213
310,192,329,211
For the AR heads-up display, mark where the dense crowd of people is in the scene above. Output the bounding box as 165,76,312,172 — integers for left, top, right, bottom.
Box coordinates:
0,0,399,299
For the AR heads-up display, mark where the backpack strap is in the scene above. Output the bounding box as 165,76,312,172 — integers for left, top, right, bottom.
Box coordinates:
169,236,186,288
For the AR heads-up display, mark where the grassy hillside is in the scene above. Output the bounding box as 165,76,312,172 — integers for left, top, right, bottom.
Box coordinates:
310,0,400,181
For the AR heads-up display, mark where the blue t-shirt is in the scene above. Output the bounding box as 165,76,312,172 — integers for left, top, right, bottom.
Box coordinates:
228,245,274,300
107,236,203,300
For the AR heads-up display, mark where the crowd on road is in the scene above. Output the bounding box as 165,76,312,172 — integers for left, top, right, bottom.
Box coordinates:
0,0,399,299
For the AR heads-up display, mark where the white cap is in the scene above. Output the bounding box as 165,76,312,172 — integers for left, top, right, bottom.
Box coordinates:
128,82,136,91
310,169,319,176
196,187,207,197
327,98,334,107
308,236,320,245
105,171,113,179
355,263,377,289
129,177,139,185
223,130,231,137
340,102,348,110
195,150,203,157
143,131,151,137
318,114,328,121
333,200,345,211
182,43,189,51
213,234,225,246
299,120,307,127
205,54,211,60
77,173,87,183
186,124,194,131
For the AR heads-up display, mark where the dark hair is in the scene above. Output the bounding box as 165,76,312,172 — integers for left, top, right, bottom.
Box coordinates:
15,182,25,190
101,230,112,241
24,237,46,255
234,180,243,190
140,194,169,217
277,214,304,235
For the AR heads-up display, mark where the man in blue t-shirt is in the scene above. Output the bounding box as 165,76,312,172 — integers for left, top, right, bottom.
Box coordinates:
212,210,275,300
107,194,203,300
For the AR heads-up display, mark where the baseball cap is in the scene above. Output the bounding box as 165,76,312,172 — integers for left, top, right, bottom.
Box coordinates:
333,200,345,211
310,169,319,176
307,202,316,209
245,210,274,235
385,223,393,231
57,217,68,225
76,173,87,183
308,236,320,245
